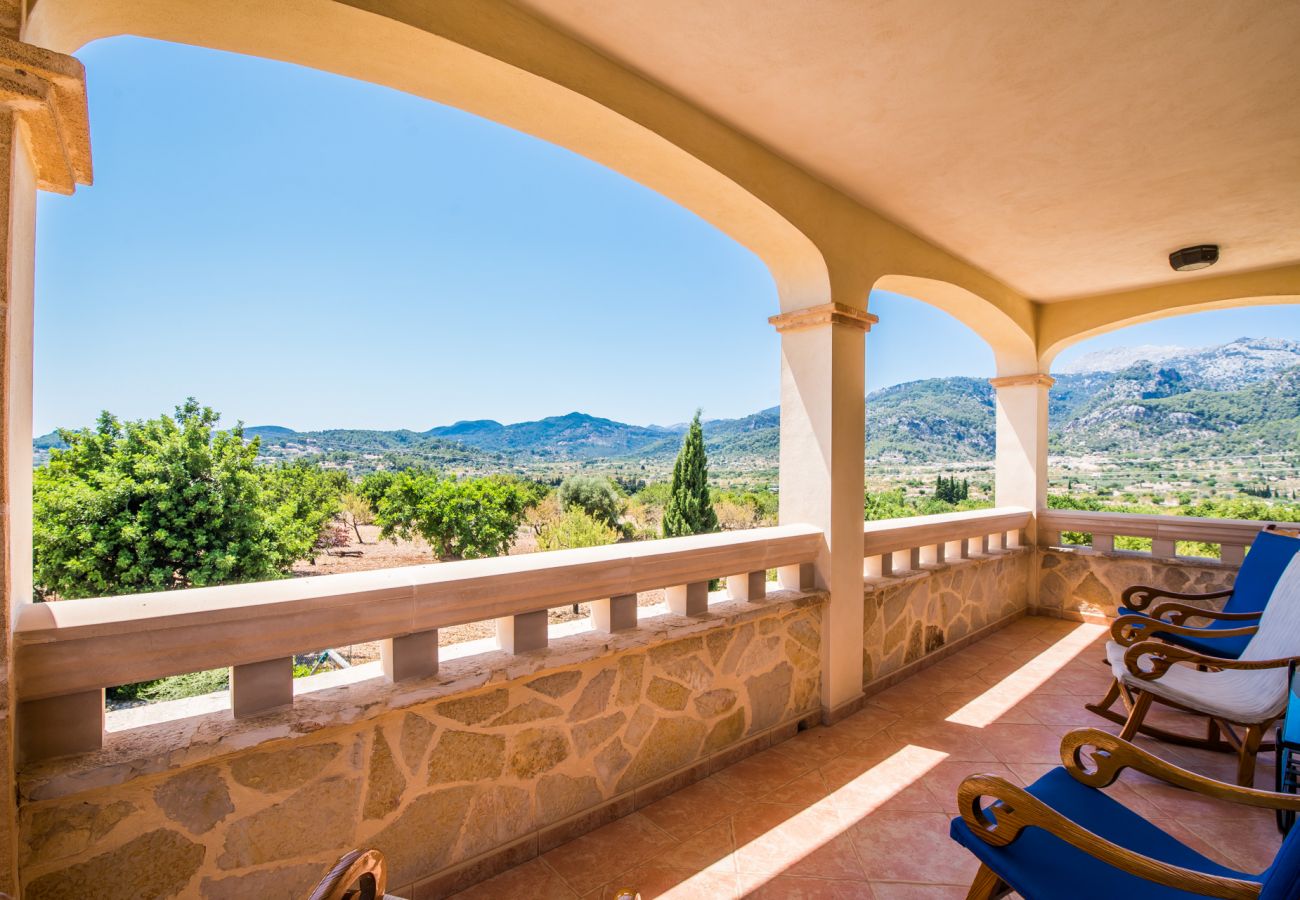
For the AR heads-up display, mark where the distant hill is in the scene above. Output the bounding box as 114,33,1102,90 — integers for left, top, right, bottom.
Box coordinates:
425,412,674,460
35,337,1300,472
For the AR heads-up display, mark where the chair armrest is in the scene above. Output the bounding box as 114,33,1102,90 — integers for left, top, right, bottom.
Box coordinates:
1110,614,1258,648
1146,600,1263,627
1122,584,1234,612
1059,728,1300,813
1123,640,1298,680
956,774,1261,898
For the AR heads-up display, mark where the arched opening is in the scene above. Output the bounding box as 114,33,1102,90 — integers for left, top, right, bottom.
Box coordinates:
861,288,1001,520
1045,303,1300,553
31,35,809,711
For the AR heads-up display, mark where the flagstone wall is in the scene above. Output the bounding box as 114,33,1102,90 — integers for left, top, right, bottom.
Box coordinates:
862,549,1032,689
1035,548,1237,620
16,591,826,899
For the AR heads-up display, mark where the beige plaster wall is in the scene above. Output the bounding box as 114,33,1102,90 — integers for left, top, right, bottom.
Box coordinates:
862,550,1031,689
1035,548,1238,620
16,593,824,899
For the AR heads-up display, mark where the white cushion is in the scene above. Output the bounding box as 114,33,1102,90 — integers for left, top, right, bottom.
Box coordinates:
1106,554,1300,723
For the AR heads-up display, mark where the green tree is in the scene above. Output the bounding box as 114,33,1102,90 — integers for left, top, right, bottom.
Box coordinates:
538,506,619,551
374,471,532,560
662,411,719,538
33,400,278,599
357,469,398,509
557,474,623,528
260,461,346,567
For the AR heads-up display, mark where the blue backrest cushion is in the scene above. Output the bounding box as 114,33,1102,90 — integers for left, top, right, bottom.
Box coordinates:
1230,530,1300,614
1261,824,1300,900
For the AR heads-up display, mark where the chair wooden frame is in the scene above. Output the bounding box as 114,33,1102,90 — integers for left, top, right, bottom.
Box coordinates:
1121,584,1233,613
1109,612,1259,649
1087,637,1297,785
958,728,1300,900
308,849,388,900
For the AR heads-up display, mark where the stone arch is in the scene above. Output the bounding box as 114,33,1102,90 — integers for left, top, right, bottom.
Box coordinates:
1037,265,1300,369
24,0,830,310
870,274,1038,375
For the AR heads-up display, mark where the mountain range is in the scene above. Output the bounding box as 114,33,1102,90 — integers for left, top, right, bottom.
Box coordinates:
36,337,1300,474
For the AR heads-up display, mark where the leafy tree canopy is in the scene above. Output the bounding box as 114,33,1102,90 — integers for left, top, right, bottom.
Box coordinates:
373,471,534,560
557,474,623,529
33,399,344,599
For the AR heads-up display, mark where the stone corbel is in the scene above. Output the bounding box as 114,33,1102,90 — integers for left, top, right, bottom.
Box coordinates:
0,36,91,194
988,373,1055,390
769,302,878,334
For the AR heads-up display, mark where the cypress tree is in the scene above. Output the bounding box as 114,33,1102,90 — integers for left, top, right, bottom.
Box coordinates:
663,411,719,538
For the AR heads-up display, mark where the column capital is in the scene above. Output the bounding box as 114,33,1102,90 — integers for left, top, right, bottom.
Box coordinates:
989,373,1055,390
0,36,92,194
769,302,878,334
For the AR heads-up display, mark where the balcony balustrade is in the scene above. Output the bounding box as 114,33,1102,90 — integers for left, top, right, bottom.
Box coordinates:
1038,509,1285,564
13,525,821,763
863,506,1031,577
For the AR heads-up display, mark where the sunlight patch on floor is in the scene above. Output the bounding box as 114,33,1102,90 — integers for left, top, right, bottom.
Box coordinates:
945,622,1106,728
654,745,950,898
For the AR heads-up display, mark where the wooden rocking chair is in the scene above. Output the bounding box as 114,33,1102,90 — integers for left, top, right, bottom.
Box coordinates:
308,849,390,900
951,728,1300,899
1088,554,1300,786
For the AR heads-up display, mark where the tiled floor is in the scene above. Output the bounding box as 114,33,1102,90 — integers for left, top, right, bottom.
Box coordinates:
451,615,1285,898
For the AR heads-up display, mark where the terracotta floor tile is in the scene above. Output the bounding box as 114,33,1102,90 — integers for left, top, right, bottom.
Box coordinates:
976,723,1071,764
712,747,816,798
832,712,904,743
829,771,945,820
649,819,736,875
847,810,980,885
739,873,876,898
639,777,746,840
881,720,998,762
1179,812,1284,873
1010,693,1102,726
1127,776,1278,822
597,863,740,899
867,681,943,715
867,883,973,899
764,768,832,806
732,802,864,881
542,813,679,896
770,727,866,767
449,858,579,899
916,760,1021,814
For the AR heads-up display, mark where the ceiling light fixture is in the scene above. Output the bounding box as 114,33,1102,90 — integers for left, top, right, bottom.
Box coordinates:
1169,244,1219,272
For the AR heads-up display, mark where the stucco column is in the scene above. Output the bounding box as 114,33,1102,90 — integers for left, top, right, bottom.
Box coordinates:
771,302,874,722
0,35,92,894
990,373,1054,541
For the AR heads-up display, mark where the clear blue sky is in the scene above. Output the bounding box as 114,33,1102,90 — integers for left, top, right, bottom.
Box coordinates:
33,38,1300,435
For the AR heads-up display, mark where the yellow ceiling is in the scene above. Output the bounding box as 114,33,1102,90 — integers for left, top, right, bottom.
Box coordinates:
515,0,1300,301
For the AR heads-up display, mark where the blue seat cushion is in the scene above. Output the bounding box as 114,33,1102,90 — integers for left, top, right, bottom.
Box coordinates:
1114,531,1300,660
1116,606,1255,659
949,767,1260,898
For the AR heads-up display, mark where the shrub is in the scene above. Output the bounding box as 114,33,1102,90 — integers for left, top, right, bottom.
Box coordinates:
538,506,619,551
557,475,623,529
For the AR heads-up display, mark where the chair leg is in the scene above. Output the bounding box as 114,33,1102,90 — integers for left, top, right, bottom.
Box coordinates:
965,863,1012,900
1237,724,1265,787
1085,679,1128,727
1119,690,1154,742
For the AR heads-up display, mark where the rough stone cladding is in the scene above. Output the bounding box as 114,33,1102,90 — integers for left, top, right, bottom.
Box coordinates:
863,549,1031,688
1036,548,1237,620
15,594,824,899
